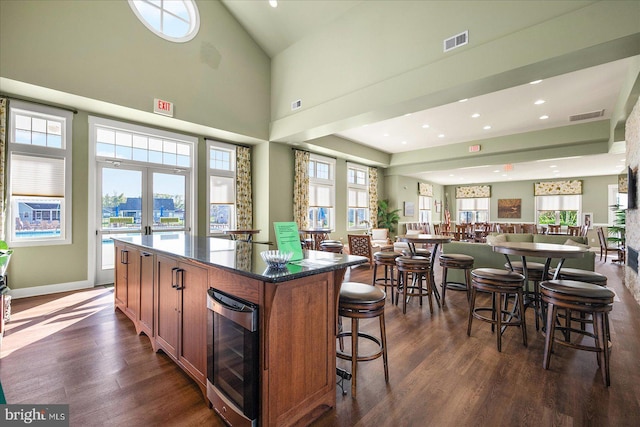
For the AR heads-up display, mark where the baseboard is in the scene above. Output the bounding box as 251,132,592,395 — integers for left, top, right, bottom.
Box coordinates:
8,280,94,299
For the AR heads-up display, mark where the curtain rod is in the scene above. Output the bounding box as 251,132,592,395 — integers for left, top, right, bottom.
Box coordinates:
0,93,78,114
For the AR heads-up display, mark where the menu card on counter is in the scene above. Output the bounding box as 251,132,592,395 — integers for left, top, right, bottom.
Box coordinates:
273,222,304,261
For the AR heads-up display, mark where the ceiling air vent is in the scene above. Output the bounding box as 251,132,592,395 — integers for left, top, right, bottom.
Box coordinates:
569,109,605,122
444,30,468,52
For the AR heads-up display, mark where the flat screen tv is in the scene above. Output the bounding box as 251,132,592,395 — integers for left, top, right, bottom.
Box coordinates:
629,166,637,209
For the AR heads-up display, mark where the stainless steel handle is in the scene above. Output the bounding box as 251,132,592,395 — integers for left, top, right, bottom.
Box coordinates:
207,293,257,332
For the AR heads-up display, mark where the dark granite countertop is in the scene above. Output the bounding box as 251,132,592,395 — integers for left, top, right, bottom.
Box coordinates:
111,234,367,283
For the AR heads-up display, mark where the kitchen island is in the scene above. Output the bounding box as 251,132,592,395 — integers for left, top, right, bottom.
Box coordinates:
112,234,367,427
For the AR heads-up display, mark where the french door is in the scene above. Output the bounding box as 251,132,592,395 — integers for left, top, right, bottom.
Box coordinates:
96,163,189,284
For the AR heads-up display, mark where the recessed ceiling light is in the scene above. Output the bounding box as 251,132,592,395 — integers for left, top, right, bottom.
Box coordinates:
530,79,543,85
401,141,407,144
620,159,626,162
540,115,549,120
458,98,468,102
615,164,624,168
502,174,507,177
404,113,412,116
449,174,455,177
383,133,389,136
269,0,278,7
549,165,557,168
493,170,500,173
421,124,429,129
438,134,445,138
483,125,491,130
471,113,480,118
534,99,546,105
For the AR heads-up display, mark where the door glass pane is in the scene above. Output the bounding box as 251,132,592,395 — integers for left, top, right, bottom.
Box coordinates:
102,168,142,231
153,172,185,230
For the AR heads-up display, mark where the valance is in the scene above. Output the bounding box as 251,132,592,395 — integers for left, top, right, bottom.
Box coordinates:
456,185,490,198
534,180,582,196
418,182,433,197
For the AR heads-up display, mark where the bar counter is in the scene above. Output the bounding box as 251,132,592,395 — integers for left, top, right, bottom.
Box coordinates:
111,233,367,427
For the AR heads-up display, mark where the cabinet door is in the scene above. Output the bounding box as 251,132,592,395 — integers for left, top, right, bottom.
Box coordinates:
138,250,154,337
178,261,208,384
114,243,128,312
155,254,179,358
125,247,141,322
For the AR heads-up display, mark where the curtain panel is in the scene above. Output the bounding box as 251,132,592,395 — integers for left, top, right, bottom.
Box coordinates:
456,185,491,198
235,146,253,229
293,150,310,229
418,182,433,197
368,167,378,227
0,98,6,240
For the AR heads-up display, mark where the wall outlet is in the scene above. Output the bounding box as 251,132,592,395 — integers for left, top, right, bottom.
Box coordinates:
591,238,595,243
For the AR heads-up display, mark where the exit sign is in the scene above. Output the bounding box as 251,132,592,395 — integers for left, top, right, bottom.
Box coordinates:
154,98,174,117
468,144,481,152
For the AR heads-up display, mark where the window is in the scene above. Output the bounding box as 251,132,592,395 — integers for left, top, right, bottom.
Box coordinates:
347,163,368,230
608,184,628,225
208,141,236,234
308,155,335,229
419,196,432,223
457,198,489,223
536,195,581,226
129,0,200,42
8,101,73,246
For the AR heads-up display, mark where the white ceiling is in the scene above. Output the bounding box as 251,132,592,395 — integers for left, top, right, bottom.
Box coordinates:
221,0,632,186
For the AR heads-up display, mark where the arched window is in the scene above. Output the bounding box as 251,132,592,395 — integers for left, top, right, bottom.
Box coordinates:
129,0,200,43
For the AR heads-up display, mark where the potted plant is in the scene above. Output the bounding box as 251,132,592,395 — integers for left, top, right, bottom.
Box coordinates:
377,199,400,233
607,204,626,248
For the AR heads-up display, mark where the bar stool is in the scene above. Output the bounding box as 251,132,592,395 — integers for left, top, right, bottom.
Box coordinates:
320,240,344,253
372,251,401,304
549,268,607,286
395,256,438,314
505,261,546,331
337,282,389,397
540,280,615,386
468,268,527,352
439,253,474,303
547,268,609,340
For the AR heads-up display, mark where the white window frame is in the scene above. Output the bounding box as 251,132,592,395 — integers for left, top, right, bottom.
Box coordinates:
608,184,628,225
7,101,73,247
308,154,335,230
419,195,432,224
347,163,369,231
207,140,236,235
456,198,489,223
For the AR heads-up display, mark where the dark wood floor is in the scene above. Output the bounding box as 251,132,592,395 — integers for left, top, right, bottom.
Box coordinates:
1,254,639,426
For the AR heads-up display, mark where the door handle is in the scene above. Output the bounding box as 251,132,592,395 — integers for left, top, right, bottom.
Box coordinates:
121,250,129,265
171,267,179,288
175,268,185,290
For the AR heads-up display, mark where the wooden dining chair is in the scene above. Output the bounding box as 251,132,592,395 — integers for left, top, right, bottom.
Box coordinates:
347,234,374,268
547,224,561,234
567,226,581,236
596,226,624,262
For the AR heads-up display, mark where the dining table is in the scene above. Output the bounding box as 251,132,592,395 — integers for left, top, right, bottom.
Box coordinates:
492,241,588,328
223,229,261,242
395,234,453,301
299,228,332,250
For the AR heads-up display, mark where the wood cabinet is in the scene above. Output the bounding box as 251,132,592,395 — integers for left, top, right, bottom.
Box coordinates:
114,242,154,339
155,254,208,389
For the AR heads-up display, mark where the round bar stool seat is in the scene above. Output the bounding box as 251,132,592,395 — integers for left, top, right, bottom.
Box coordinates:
372,251,401,304
505,261,546,331
467,268,527,352
540,280,615,386
549,268,607,286
439,253,474,303
320,240,344,253
337,282,389,397
401,248,431,258
395,256,438,314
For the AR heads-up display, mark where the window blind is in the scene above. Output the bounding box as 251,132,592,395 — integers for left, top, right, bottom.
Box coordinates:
11,154,65,197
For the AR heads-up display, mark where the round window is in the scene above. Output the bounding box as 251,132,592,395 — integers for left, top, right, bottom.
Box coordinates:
129,0,200,43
